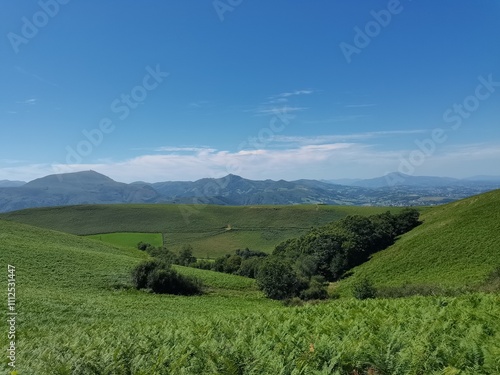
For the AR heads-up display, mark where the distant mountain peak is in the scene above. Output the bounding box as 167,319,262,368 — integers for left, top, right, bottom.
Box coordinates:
25,170,116,188
223,174,244,180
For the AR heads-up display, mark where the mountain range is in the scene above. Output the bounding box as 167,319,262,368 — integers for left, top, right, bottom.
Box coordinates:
0,170,499,213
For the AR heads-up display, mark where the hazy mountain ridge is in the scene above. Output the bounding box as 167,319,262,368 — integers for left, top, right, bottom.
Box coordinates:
0,180,26,187
0,171,159,212
327,172,500,188
1,170,499,213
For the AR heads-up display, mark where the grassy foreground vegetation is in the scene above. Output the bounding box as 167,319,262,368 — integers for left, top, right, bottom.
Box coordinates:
2,198,500,374
0,204,400,257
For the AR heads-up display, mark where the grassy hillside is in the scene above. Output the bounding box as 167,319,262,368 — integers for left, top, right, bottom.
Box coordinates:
1,204,398,257
2,219,500,374
87,232,164,249
341,189,500,290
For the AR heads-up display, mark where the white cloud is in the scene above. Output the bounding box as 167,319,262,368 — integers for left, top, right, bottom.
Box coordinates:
155,146,217,153
271,130,428,146
16,98,37,105
252,106,308,116
266,89,314,104
2,142,499,183
274,89,314,98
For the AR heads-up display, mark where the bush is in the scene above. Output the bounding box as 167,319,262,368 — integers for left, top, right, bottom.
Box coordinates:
146,247,177,264
300,276,328,301
131,259,165,290
147,268,202,295
352,277,377,300
256,258,305,300
191,259,213,270
238,257,264,278
137,241,150,251
235,248,268,259
131,260,202,295
177,244,197,266
223,255,242,274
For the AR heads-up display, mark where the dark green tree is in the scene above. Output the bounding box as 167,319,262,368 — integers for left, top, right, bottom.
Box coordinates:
256,258,304,300
177,244,197,266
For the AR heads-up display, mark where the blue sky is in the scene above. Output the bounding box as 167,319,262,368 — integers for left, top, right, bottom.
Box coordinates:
1,0,499,182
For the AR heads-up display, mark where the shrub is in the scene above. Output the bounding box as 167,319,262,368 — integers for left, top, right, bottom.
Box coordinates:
352,277,377,300
223,255,242,274
177,244,197,266
146,247,177,264
235,248,268,259
300,276,328,301
131,260,202,295
191,259,213,270
131,259,165,289
238,257,264,278
147,268,202,295
137,241,150,251
256,258,305,300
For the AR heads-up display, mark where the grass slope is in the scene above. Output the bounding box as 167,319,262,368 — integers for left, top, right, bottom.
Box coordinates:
1,219,500,374
1,204,397,257
342,189,500,289
87,232,163,249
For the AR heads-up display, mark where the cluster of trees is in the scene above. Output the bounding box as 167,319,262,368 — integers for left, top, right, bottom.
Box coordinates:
256,209,420,301
273,208,421,282
137,242,197,266
210,248,268,277
135,209,420,300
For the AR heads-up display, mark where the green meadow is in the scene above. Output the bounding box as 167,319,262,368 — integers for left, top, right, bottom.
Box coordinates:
87,232,164,250
340,189,500,292
1,204,399,257
1,191,500,374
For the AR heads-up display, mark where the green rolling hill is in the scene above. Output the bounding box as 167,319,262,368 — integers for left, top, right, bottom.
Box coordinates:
0,204,398,257
340,189,500,290
1,193,499,373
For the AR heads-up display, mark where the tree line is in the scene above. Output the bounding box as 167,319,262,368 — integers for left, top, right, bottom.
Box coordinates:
133,209,421,300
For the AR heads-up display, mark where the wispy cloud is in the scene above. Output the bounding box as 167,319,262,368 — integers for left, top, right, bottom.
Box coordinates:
15,66,60,88
303,115,369,124
267,89,314,104
16,98,37,105
155,146,217,153
271,130,428,146
345,104,376,108
253,106,308,116
274,89,314,98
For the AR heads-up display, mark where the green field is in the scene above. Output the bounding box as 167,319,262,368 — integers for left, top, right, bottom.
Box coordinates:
87,232,164,250
341,189,500,291
1,204,401,257
2,218,499,374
